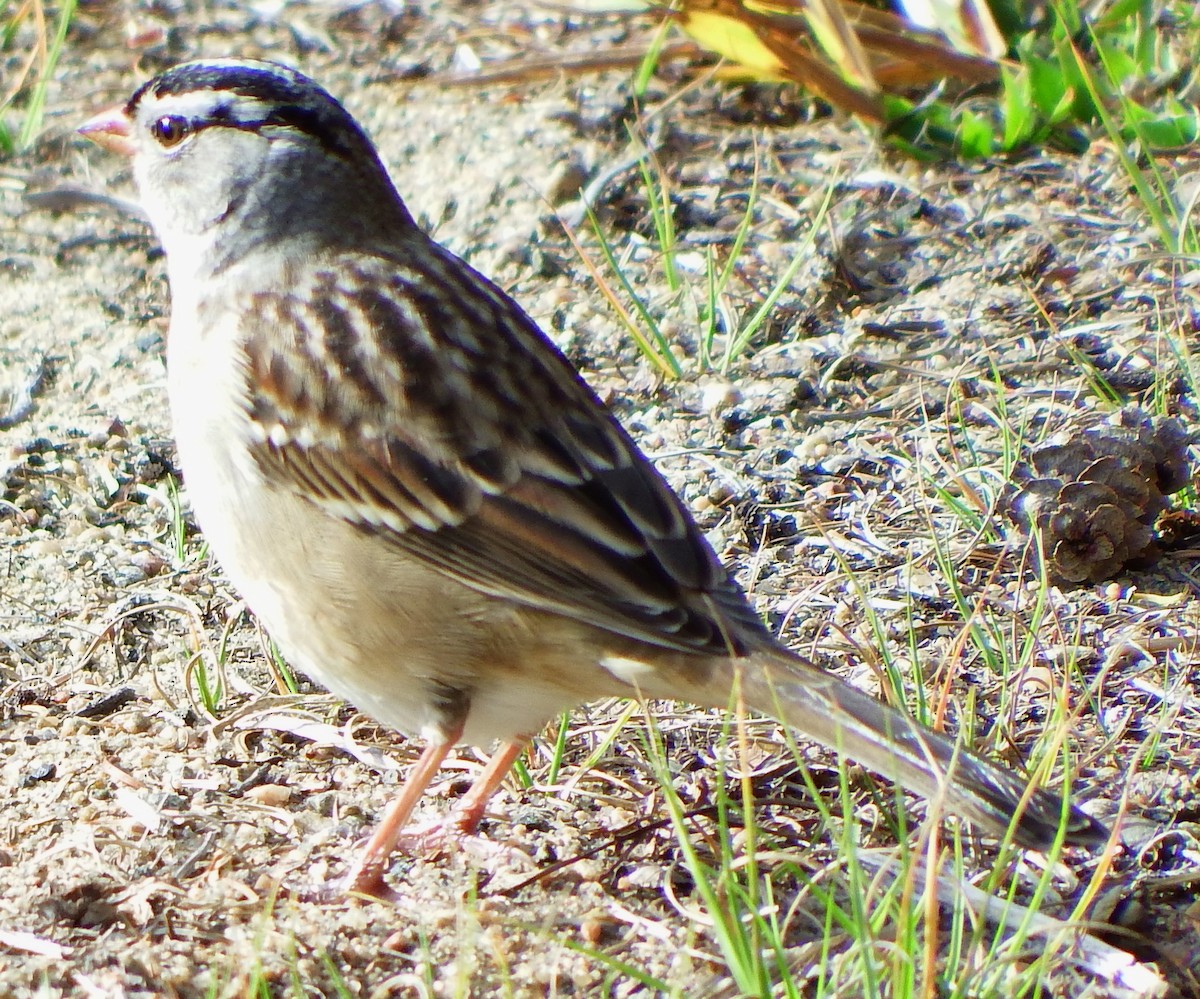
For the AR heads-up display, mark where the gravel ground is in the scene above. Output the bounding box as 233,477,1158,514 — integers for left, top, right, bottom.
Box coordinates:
2,2,1199,996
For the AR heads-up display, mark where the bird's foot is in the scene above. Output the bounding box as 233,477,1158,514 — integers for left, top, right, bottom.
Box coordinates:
340,809,533,902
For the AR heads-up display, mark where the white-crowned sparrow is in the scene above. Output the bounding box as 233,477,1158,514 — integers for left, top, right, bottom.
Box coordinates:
78,58,1106,897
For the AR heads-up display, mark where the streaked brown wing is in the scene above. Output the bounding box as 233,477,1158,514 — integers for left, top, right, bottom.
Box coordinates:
239,240,770,657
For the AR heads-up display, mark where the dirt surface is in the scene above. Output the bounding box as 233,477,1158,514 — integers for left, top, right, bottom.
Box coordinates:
3,2,1200,996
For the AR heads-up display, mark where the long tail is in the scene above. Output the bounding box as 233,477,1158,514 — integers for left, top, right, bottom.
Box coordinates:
720,648,1108,852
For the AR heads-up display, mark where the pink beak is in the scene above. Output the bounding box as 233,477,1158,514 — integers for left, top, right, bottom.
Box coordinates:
78,106,136,157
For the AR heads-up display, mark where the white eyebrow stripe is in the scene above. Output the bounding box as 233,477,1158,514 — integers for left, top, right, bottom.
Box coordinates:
143,91,278,128
219,96,279,125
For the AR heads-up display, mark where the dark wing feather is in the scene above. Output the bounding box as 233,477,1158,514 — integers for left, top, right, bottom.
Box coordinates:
239,239,770,657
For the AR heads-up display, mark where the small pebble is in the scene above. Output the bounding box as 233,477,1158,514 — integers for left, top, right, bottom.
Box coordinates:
120,712,154,735
130,551,168,578
244,783,293,807
579,916,603,945
699,379,741,412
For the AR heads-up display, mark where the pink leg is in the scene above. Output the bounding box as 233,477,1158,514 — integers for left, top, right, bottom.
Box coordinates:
452,738,528,835
387,737,531,853
344,735,528,900
345,735,459,899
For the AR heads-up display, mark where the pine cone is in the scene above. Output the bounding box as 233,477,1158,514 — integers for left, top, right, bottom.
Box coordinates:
1003,409,1194,584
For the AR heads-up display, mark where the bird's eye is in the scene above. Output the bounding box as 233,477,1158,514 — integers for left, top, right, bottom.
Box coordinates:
150,115,191,148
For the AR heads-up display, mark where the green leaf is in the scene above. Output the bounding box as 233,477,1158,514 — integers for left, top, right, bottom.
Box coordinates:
1024,52,1072,119
1122,106,1200,149
957,109,996,157
1096,0,1152,28
1097,44,1137,84
1001,65,1037,149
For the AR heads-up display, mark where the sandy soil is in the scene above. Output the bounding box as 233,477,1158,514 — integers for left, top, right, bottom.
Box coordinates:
2,2,1199,996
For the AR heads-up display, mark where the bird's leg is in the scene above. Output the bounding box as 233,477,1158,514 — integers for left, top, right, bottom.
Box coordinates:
344,728,461,899
447,738,529,835
344,735,529,900
387,737,530,853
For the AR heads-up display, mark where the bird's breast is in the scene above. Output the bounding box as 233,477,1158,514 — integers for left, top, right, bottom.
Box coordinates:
161,305,594,745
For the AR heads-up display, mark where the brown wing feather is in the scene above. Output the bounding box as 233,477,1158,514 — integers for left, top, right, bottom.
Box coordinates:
239,238,770,657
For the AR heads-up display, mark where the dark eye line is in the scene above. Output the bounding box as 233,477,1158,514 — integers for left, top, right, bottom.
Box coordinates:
262,104,358,160
146,103,355,162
